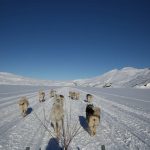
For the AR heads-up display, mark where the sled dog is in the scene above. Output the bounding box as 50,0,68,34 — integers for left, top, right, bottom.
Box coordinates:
50,101,64,138
39,91,45,102
86,104,101,136
18,97,29,117
86,94,93,103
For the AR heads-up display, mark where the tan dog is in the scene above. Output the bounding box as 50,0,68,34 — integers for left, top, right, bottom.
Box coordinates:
18,97,29,117
86,94,93,103
86,104,100,136
69,91,80,100
54,94,64,107
75,92,80,100
50,100,64,138
50,89,56,98
39,91,45,102
69,91,75,99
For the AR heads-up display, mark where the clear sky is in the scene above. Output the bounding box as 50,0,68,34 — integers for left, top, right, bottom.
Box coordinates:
0,0,150,80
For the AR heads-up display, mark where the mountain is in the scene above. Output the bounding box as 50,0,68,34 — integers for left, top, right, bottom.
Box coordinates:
0,67,150,88
73,67,150,88
0,72,73,86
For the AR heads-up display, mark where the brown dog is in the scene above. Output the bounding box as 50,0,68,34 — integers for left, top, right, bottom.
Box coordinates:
18,97,29,117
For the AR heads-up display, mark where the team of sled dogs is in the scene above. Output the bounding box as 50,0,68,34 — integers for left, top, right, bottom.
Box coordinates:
18,89,101,137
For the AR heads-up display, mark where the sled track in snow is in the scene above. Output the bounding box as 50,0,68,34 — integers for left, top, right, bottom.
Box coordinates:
0,86,150,150
74,87,150,149
0,88,54,150
103,110,150,149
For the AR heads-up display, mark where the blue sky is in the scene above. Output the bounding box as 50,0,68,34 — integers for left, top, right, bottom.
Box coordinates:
0,0,150,80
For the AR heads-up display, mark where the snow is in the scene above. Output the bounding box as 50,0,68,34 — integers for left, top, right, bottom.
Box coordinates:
0,72,73,86
1,67,150,88
73,67,150,88
0,85,150,150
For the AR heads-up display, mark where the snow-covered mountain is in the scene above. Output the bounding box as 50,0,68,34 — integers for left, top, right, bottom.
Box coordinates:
0,67,150,88
0,72,73,86
74,67,150,88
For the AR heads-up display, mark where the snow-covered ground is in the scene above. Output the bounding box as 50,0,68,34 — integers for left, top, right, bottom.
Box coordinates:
0,85,150,150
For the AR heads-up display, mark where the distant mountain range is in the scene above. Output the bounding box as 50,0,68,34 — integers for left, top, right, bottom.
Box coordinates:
0,67,150,88
0,72,73,86
73,67,150,88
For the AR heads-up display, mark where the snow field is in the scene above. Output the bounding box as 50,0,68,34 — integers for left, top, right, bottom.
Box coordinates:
0,86,150,150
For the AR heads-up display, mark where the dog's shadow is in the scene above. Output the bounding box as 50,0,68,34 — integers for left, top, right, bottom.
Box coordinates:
83,99,88,102
79,116,88,132
46,138,62,150
26,107,33,115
